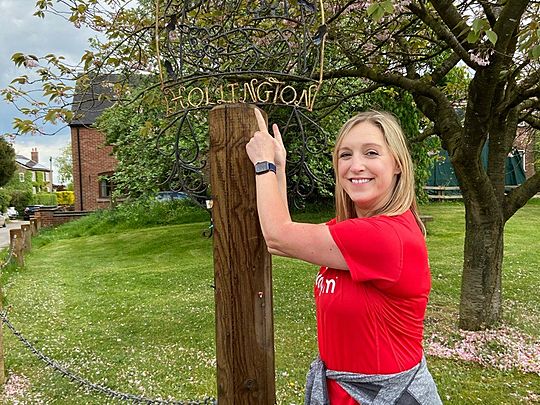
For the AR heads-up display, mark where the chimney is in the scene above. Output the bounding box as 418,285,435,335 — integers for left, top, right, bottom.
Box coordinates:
31,147,39,163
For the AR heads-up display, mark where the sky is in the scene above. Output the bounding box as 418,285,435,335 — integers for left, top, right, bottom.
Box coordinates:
0,0,95,183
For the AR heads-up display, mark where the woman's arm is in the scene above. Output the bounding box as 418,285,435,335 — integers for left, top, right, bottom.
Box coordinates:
246,109,348,270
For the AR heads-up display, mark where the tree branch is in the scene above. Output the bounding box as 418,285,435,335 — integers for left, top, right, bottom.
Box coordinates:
521,87,540,100
408,1,475,69
500,69,540,112
517,98,540,113
504,171,540,221
325,0,358,26
325,59,448,105
429,0,471,44
412,94,438,123
410,125,438,143
431,52,462,84
315,83,383,119
521,113,540,130
517,68,540,92
324,59,463,151
493,0,531,56
478,0,497,26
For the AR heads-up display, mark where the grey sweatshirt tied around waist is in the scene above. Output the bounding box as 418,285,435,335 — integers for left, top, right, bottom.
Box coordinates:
304,356,442,405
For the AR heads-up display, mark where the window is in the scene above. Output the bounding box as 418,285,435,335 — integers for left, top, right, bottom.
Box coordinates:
43,172,49,182
19,172,25,182
32,171,36,181
99,176,113,198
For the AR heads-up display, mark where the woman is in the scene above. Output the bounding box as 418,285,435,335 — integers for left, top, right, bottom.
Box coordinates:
246,108,441,404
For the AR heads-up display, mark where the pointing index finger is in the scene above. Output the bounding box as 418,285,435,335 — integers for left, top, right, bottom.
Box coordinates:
272,124,282,143
254,108,268,133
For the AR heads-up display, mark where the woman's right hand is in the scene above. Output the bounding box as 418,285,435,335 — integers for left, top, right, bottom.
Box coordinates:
249,108,286,169
271,122,287,170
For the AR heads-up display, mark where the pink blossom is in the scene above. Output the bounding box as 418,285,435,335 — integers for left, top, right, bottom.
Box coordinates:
375,32,390,42
395,0,412,13
363,42,376,52
339,1,369,13
23,57,38,68
426,326,540,375
468,48,494,67
0,373,30,402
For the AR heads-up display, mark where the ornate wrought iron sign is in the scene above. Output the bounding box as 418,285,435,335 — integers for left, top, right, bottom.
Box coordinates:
153,0,328,202
156,0,326,113
164,78,320,112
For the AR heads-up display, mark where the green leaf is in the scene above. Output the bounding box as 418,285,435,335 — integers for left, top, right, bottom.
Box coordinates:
64,110,74,121
13,118,35,134
486,30,498,45
472,18,487,33
532,44,540,59
10,76,28,85
44,109,58,123
467,31,480,43
382,1,394,14
372,6,385,22
367,4,386,21
367,3,380,17
11,53,26,66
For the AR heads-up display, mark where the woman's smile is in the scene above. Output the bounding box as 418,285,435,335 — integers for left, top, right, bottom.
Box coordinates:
337,121,400,217
349,178,372,184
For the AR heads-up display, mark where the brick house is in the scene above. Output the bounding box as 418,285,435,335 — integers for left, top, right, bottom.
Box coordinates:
69,80,118,211
15,148,53,193
514,124,537,179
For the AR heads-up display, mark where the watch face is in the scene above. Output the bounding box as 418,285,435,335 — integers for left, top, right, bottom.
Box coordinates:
255,161,270,173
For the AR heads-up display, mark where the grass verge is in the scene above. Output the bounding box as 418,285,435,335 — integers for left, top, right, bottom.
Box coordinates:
0,201,538,404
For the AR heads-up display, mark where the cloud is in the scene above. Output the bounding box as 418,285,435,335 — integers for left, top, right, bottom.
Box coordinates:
0,0,94,183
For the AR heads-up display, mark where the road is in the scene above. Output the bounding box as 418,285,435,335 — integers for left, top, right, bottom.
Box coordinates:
0,220,29,249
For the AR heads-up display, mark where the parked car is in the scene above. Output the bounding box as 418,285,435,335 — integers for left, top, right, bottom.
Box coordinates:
156,191,189,202
23,205,44,220
0,214,6,228
6,206,18,219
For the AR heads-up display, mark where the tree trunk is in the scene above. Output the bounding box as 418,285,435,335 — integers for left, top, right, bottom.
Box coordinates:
459,201,504,330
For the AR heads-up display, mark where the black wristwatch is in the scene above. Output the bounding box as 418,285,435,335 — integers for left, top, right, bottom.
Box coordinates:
254,161,277,175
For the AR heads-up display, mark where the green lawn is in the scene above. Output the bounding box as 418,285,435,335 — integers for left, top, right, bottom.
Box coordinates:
0,201,539,404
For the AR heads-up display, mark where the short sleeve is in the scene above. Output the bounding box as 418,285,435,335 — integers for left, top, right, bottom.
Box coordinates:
328,217,403,283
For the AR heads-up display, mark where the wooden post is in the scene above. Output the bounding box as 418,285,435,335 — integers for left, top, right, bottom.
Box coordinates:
30,219,38,236
209,104,275,404
0,284,5,385
35,215,42,231
9,229,24,267
21,225,31,252
0,275,6,385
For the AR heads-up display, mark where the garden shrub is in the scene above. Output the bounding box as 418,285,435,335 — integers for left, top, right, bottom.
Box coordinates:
33,192,58,206
9,190,33,214
56,191,75,206
0,189,10,212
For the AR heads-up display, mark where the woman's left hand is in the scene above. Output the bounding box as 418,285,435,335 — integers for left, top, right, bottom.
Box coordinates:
246,108,280,165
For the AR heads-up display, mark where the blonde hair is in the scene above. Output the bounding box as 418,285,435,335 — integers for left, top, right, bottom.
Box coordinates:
332,110,425,235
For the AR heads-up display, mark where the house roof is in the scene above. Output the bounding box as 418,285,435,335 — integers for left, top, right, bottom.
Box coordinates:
16,154,50,171
69,74,123,126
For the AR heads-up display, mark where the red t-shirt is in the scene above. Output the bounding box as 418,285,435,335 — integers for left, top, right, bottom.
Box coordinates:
315,210,431,404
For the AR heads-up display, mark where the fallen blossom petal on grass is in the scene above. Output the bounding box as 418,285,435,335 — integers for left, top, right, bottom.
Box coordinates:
426,325,540,374
0,373,30,403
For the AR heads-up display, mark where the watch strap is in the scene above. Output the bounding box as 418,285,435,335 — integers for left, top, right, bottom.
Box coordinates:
255,161,277,175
